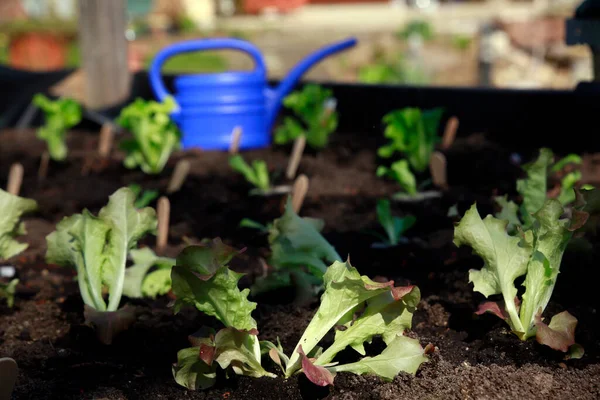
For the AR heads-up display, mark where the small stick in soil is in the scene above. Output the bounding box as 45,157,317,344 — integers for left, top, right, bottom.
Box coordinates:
291,174,309,213
156,196,170,254
98,123,114,158
228,126,243,155
286,135,306,180
429,151,448,189
38,151,50,182
167,159,191,194
7,163,23,196
441,116,459,150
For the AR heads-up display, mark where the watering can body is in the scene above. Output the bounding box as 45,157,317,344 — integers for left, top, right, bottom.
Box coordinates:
149,37,357,150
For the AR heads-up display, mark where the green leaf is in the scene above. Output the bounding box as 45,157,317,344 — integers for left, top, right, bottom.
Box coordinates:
176,238,240,276
239,218,268,232
375,199,415,245
122,247,175,299
517,148,553,223
378,107,442,172
494,195,521,232
116,96,181,174
534,311,580,353
269,198,341,277
172,346,218,390
315,286,420,365
46,187,157,311
0,189,38,261
377,160,417,196
0,279,18,307
558,171,581,206
33,94,82,161
284,260,401,377
328,335,427,379
453,204,532,335
171,244,257,331
229,155,271,191
551,154,582,172
518,200,573,338
277,84,338,149
213,328,276,379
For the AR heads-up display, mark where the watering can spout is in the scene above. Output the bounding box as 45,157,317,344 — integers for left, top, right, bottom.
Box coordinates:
266,37,357,128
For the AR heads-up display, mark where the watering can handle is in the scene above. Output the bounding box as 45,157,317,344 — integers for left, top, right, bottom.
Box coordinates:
149,38,267,104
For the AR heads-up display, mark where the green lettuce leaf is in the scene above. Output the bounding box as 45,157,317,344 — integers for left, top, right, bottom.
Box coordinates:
517,148,553,222
327,335,428,379
211,328,276,379
284,260,417,377
374,198,416,246
117,96,181,174
122,247,175,299
376,160,417,196
229,155,270,191
534,311,581,354
453,203,532,335
33,94,82,161
0,279,18,307
46,187,157,311
172,346,218,390
0,189,38,261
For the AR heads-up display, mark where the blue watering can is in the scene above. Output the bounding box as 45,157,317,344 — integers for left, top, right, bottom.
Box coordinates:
149,37,357,150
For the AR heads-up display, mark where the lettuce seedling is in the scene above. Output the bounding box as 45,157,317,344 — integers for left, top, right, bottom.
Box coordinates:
248,198,342,300
378,107,443,172
229,154,271,193
128,183,159,209
171,239,276,390
0,189,38,261
367,199,416,247
117,97,182,175
274,84,338,149
171,241,428,390
0,279,18,308
376,159,417,196
46,187,157,311
495,148,589,231
32,94,82,161
122,247,175,299
454,198,587,357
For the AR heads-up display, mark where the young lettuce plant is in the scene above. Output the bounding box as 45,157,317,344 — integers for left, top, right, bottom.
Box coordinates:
32,94,82,161
229,154,271,194
128,183,159,209
274,84,338,149
378,107,443,173
45,187,157,344
0,279,18,308
376,160,417,196
117,97,182,175
495,148,590,232
171,238,276,390
242,198,342,302
171,240,429,390
0,189,38,261
454,197,588,358
367,199,416,247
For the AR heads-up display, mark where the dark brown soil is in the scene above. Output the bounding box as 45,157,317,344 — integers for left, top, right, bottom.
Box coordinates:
0,129,599,400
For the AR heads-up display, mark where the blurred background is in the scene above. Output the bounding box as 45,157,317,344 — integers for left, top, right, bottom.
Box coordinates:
0,0,593,102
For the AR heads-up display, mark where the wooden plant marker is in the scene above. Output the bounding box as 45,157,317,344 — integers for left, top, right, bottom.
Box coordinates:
7,163,23,196
156,196,170,255
228,126,243,155
98,123,114,158
38,151,50,181
291,174,309,213
441,116,459,150
286,135,306,180
429,151,448,189
0,357,18,400
167,159,191,194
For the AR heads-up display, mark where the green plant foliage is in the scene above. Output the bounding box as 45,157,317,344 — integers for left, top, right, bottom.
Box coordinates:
376,160,417,196
229,155,270,192
0,189,38,261
368,199,416,246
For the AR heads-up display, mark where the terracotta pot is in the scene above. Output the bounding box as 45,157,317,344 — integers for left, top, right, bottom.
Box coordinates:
242,0,307,14
8,32,68,71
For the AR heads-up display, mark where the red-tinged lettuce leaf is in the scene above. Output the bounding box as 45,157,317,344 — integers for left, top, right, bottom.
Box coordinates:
176,238,241,277
84,304,137,345
212,328,276,379
535,311,580,353
329,335,428,380
284,260,404,377
261,338,289,373
172,346,217,390
475,301,508,320
298,345,335,387
315,286,420,365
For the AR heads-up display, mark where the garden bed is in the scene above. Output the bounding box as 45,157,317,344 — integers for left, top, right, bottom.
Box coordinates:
0,127,599,399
